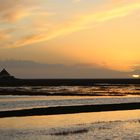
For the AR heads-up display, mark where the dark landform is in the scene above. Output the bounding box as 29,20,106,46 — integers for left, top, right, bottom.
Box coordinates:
0,102,140,118
1,78,140,87
0,69,140,86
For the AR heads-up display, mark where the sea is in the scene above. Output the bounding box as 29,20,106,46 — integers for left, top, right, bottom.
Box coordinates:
0,85,140,140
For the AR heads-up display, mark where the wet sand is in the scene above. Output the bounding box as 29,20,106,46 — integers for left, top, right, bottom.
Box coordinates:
0,110,139,140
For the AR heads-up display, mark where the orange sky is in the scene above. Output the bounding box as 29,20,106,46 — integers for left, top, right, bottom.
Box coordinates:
0,0,140,72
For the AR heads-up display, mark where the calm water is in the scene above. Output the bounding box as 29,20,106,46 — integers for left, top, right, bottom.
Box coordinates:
0,95,140,111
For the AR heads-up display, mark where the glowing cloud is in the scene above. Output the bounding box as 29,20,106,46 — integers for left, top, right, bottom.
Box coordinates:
0,0,140,73
8,1,140,48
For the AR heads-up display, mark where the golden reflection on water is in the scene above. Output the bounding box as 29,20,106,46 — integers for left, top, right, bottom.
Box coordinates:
0,110,139,129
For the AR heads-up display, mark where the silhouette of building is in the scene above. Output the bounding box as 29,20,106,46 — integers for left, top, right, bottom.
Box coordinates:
0,69,15,80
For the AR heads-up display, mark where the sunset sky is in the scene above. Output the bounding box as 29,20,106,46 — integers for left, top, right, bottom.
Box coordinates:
0,0,140,78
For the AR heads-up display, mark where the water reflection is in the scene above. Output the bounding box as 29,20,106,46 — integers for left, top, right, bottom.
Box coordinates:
0,95,140,111
0,110,139,129
0,110,140,140
0,85,140,96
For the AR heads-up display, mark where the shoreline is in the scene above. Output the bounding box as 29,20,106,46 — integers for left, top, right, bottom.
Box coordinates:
0,79,140,86
0,102,140,118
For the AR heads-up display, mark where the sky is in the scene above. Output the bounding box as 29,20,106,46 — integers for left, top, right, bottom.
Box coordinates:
0,0,140,78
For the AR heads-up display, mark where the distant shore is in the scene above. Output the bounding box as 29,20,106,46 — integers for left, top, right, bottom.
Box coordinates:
0,102,140,118
0,78,140,86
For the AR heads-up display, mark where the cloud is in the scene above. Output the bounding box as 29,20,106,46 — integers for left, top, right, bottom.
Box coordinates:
1,1,140,49
0,0,29,22
11,34,46,48
0,29,10,40
73,0,81,3
47,1,140,39
6,1,140,48
0,60,130,78
0,0,51,48
0,0,50,23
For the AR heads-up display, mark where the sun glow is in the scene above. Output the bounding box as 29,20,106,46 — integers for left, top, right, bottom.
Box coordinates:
132,75,140,78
